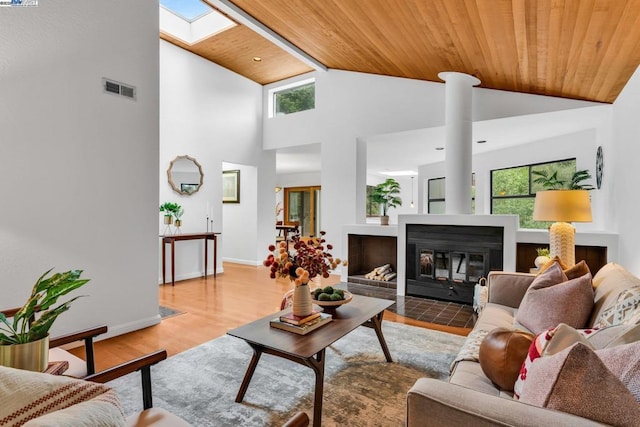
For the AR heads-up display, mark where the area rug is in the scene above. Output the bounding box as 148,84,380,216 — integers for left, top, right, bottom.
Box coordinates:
109,321,465,426
159,305,183,319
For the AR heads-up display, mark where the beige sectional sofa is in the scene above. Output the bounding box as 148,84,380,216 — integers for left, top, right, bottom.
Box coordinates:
407,262,640,426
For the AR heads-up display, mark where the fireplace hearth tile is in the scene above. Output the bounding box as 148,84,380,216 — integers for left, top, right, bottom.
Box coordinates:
346,282,474,329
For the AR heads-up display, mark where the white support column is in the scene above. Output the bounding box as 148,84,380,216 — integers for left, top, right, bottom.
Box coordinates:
438,72,480,214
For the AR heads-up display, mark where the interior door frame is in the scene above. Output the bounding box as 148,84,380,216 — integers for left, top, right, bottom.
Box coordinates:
283,186,321,237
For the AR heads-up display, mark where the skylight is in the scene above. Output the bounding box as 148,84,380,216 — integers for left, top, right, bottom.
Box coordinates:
160,0,212,22
159,0,236,45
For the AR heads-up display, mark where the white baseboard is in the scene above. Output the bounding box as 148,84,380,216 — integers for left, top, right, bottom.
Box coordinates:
157,267,225,284
222,257,261,266
62,314,162,349
102,314,161,340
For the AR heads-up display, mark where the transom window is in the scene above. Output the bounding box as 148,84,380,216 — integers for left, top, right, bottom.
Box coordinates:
491,158,576,229
271,79,315,117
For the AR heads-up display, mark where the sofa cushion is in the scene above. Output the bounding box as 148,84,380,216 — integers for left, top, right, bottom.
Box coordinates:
588,323,640,348
513,323,595,399
0,365,124,427
563,260,591,280
595,340,640,402
519,343,640,426
23,389,124,427
516,263,594,334
589,262,640,327
479,328,534,392
536,256,568,275
594,285,640,328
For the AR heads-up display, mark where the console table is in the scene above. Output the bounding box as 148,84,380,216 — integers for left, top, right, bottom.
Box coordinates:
161,232,220,286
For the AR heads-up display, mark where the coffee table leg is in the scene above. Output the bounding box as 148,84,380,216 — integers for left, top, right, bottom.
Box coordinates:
235,344,263,403
371,312,393,362
303,349,325,427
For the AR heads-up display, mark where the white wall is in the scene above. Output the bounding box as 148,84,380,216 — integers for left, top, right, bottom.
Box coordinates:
417,128,609,231
276,172,321,188
159,40,270,279
612,66,640,275
0,0,160,337
222,162,258,265
263,69,598,262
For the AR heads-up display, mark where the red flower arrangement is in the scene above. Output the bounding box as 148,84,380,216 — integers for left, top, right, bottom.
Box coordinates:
263,230,347,286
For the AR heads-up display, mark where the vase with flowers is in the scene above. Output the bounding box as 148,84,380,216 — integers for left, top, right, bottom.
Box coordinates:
263,230,347,317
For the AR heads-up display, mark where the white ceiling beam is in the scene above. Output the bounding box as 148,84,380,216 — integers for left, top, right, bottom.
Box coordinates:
206,0,327,72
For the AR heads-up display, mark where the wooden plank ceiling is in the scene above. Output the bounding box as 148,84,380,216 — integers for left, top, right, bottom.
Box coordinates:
165,0,640,103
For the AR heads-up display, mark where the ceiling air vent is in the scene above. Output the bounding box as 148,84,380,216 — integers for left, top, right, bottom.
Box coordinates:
102,78,136,101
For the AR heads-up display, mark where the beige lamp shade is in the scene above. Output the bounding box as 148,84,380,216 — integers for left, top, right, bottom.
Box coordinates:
533,190,592,267
533,190,592,222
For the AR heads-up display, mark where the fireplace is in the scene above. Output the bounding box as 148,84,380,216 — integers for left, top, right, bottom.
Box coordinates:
405,224,504,304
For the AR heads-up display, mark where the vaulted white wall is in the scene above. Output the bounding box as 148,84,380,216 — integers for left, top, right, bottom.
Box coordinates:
159,40,271,278
263,70,599,263
612,66,640,275
417,128,609,231
0,0,160,337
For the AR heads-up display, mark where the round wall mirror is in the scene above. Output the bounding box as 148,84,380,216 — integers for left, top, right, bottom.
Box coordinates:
167,155,204,195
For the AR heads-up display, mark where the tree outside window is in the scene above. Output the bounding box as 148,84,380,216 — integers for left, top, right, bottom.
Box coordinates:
274,83,315,115
491,159,576,229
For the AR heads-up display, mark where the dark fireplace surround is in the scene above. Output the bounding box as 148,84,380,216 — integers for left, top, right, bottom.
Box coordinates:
405,224,504,304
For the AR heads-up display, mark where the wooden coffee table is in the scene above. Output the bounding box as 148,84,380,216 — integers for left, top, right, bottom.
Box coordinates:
227,294,394,427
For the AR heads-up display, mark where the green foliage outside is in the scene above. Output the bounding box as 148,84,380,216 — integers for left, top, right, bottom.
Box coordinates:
366,185,381,216
491,159,576,229
275,83,315,115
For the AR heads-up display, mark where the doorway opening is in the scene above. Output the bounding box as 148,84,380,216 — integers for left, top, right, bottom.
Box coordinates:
284,186,321,237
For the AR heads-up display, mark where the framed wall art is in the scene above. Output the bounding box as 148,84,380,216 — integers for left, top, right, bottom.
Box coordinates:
222,169,240,203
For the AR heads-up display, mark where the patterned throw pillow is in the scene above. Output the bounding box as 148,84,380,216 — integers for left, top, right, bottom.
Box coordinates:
519,343,640,426
594,286,640,328
513,323,597,399
450,329,491,373
0,365,124,427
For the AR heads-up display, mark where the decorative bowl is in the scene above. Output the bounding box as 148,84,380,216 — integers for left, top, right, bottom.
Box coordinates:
311,290,353,308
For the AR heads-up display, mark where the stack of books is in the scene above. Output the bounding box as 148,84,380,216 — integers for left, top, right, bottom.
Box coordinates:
270,309,332,335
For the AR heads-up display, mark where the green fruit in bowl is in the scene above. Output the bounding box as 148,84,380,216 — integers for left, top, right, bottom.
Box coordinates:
333,289,344,298
330,292,343,301
323,286,334,294
313,288,323,299
318,293,331,301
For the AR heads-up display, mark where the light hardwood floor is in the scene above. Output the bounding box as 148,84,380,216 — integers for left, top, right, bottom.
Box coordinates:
70,262,470,370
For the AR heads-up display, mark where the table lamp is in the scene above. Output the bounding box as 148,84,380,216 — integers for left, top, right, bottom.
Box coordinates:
533,190,592,266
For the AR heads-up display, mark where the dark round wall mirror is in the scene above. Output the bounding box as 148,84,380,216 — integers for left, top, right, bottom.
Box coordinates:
167,155,204,195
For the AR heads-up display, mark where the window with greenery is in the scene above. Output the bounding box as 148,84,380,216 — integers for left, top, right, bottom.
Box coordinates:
274,82,315,115
427,175,475,213
366,185,381,217
491,158,576,229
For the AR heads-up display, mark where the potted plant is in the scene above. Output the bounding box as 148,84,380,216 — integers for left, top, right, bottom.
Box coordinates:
159,202,181,225
534,247,551,269
371,178,402,225
173,206,184,227
0,269,90,372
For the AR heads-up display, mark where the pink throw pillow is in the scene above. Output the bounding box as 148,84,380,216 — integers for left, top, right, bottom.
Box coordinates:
515,263,594,334
513,323,597,399
519,343,640,425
